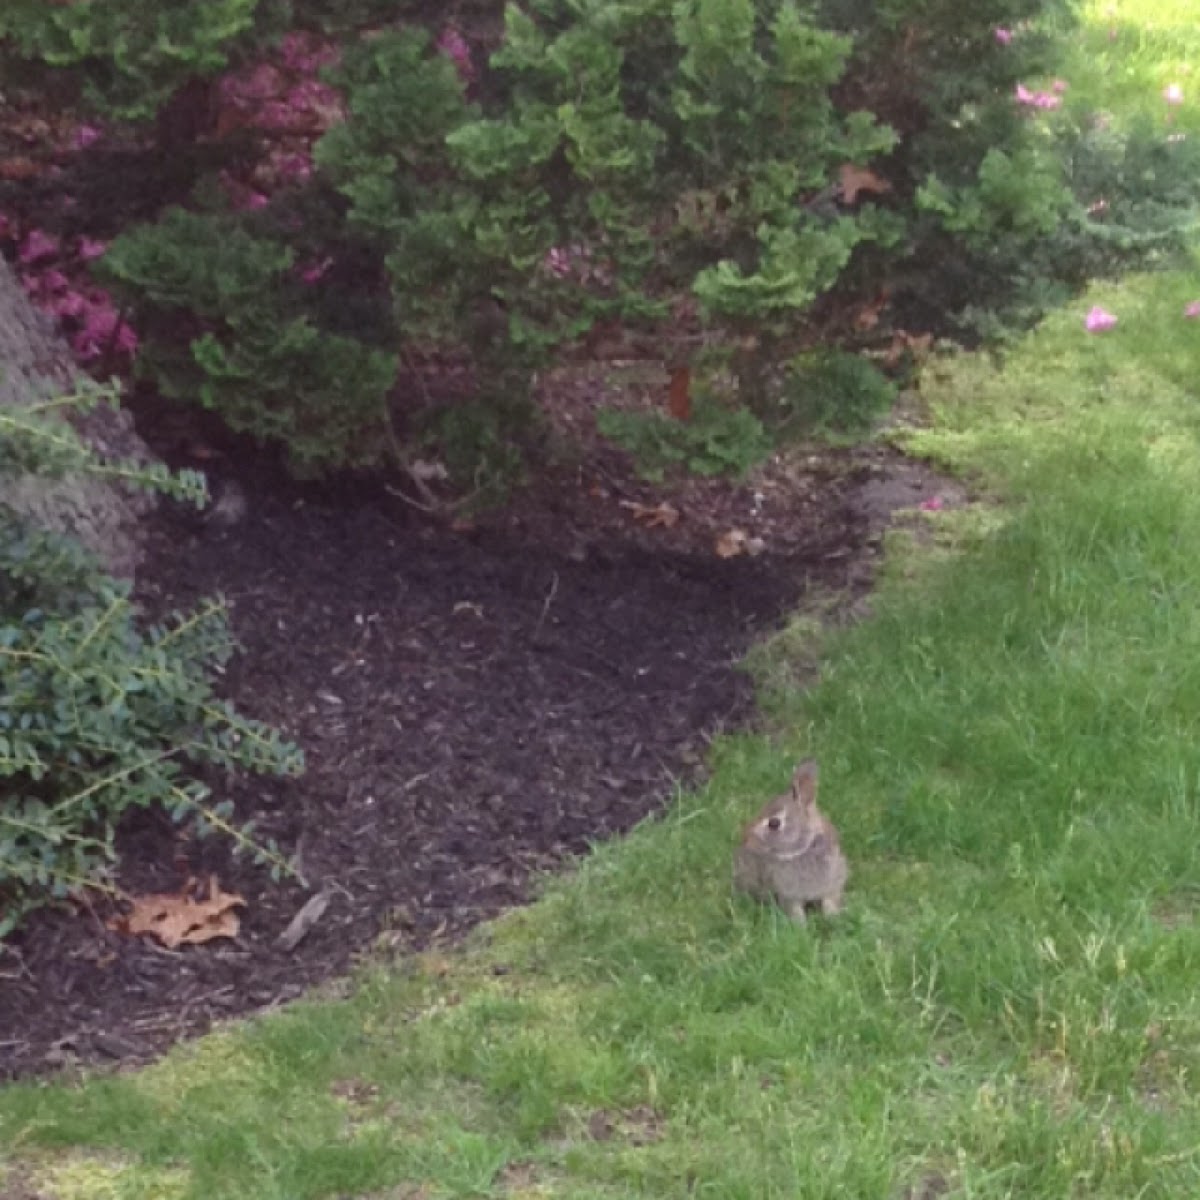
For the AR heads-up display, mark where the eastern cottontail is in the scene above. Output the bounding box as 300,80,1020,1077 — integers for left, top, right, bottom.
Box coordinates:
733,759,847,924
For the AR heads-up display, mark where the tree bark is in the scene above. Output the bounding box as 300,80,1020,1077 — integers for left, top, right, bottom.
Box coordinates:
0,256,155,579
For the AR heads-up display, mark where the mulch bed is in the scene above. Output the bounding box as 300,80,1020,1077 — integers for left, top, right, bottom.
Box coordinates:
0,428,960,1080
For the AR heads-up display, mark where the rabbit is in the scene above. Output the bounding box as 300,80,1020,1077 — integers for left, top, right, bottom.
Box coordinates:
733,759,847,924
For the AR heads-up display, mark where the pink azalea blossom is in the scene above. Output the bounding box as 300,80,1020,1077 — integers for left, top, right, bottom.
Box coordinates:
275,151,313,181
994,27,1013,45
74,124,103,150
279,32,340,75
1085,305,1118,332
1164,83,1184,106
287,80,341,116
71,301,137,360
76,236,107,261
48,290,88,319
436,26,475,82
19,229,60,264
299,259,331,284
920,496,945,512
1184,300,1200,318
1015,83,1062,110
256,100,306,131
1052,79,1069,94
219,172,271,211
221,63,284,104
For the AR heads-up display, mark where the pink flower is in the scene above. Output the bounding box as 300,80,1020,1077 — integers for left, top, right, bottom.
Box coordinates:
1184,301,1200,318
275,151,313,181
222,63,283,103
19,229,60,264
38,269,70,295
1085,305,1118,332
994,27,1014,45
74,123,103,150
1016,83,1062,110
256,100,305,131
920,496,945,512
219,172,271,211
1164,83,1184,106
436,26,475,82
76,236,107,261
299,259,330,284
287,80,340,111
48,290,88,319
71,301,137,360
279,32,339,75
1052,79,1069,94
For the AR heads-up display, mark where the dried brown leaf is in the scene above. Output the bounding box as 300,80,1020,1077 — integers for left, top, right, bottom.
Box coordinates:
110,875,245,949
667,365,692,421
714,529,765,559
619,500,681,528
838,163,892,205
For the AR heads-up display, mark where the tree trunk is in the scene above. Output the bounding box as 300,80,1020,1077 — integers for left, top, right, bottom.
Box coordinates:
0,256,155,579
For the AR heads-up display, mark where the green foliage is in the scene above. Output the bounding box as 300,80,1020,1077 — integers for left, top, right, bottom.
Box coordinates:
0,0,260,119
0,385,303,935
100,208,399,472
773,348,897,435
34,0,1103,472
309,1,906,458
596,398,772,481
917,146,1074,242
1058,113,1200,269
418,390,534,507
911,113,1200,341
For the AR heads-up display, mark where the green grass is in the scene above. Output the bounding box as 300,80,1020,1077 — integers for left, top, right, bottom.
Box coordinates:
1065,0,1200,129
6,5,1200,1199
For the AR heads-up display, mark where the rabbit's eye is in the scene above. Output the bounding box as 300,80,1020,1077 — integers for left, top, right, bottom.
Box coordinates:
766,816,782,831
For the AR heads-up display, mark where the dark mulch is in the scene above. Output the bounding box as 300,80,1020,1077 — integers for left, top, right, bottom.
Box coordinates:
0,435,959,1080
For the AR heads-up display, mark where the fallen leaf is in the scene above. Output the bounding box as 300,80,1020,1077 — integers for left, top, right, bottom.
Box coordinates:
715,528,747,558
667,365,692,421
838,163,892,205
619,500,681,528
853,291,889,330
880,330,934,366
715,528,766,558
110,875,245,948
0,157,40,181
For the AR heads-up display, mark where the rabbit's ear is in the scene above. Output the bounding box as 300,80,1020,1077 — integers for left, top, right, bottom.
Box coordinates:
790,759,819,807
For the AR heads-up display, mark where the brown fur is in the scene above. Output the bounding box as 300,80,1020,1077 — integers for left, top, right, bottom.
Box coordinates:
733,760,848,923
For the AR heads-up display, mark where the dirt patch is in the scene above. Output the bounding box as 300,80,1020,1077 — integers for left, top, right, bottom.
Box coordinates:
0,429,958,1080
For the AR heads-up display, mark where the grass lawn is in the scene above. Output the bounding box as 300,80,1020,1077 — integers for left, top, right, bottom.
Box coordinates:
4,2,1200,1197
